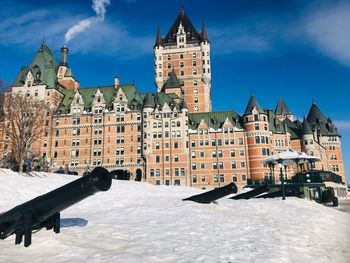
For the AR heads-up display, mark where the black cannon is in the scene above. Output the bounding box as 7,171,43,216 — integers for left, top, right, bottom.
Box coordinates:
0,167,112,247
183,182,238,204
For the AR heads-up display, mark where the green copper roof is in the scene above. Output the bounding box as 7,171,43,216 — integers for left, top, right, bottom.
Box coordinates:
188,111,243,130
282,118,302,140
57,83,184,112
275,98,292,115
162,69,181,90
267,110,286,134
243,95,265,116
12,43,58,88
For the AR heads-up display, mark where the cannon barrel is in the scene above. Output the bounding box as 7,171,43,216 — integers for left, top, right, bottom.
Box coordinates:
0,167,112,247
183,182,238,204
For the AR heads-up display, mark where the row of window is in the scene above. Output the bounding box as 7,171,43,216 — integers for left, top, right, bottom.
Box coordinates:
191,161,246,170
191,138,244,147
150,168,186,177
191,149,245,158
192,174,247,183
255,136,270,144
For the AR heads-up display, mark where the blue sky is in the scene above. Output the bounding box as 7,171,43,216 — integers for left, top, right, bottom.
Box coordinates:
0,0,349,183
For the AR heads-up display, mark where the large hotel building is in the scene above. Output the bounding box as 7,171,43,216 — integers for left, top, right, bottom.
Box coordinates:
0,9,346,189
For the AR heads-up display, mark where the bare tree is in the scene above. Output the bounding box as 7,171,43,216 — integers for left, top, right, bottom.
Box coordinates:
3,92,47,174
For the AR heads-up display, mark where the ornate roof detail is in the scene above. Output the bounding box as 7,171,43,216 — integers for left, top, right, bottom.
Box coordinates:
163,8,200,45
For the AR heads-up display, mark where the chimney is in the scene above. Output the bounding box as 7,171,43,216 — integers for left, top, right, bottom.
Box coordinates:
114,76,120,89
60,46,69,67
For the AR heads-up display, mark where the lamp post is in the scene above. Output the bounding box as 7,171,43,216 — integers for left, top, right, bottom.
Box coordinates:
278,162,286,200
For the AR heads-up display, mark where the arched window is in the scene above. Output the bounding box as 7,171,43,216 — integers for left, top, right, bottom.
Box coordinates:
165,122,169,128
177,121,181,127
35,90,38,96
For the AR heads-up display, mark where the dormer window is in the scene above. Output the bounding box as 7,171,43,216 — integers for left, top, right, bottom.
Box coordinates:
97,96,101,103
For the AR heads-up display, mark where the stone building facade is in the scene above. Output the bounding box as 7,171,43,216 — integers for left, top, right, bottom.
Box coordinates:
0,9,346,189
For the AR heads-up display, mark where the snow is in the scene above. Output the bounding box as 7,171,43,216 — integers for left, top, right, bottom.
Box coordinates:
0,169,349,263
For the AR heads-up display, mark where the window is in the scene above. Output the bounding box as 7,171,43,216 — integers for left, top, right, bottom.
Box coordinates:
73,128,80,135
254,114,259,121
180,54,183,59
255,123,260,130
94,116,102,124
191,140,195,147
231,162,237,169
192,60,197,66
115,147,124,155
192,163,197,170
239,138,243,145
192,175,197,183
191,151,196,158
232,174,237,182
72,139,80,146
180,61,184,67
167,63,172,69
230,149,235,157
240,150,244,156
156,156,160,163
116,125,125,133
192,53,196,58
73,118,80,125
240,162,246,168
174,155,179,162
241,174,247,181
193,69,197,75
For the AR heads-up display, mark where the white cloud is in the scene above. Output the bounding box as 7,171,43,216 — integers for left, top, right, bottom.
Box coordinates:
335,120,350,131
0,8,153,59
302,1,350,67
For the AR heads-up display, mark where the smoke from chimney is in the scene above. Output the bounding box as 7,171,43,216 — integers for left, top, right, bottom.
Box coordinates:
64,0,111,43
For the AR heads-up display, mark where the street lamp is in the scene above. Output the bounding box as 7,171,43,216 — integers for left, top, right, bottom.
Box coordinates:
278,162,286,200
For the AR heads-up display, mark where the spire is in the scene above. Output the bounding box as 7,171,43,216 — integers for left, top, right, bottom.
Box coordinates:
200,22,209,42
275,97,291,115
301,117,312,135
154,26,163,47
243,95,265,116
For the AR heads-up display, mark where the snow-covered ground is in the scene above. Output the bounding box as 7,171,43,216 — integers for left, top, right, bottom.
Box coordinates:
0,169,349,263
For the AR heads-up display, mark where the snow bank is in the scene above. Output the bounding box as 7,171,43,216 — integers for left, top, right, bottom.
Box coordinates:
0,169,349,263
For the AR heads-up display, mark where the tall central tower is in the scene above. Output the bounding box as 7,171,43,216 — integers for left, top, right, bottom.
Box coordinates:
154,8,212,113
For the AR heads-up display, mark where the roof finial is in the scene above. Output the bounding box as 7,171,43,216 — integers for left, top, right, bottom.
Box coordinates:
180,6,185,17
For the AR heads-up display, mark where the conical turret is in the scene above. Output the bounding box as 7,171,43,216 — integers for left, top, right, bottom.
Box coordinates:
200,23,209,42
154,26,163,48
243,95,264,116
301,117,312,135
